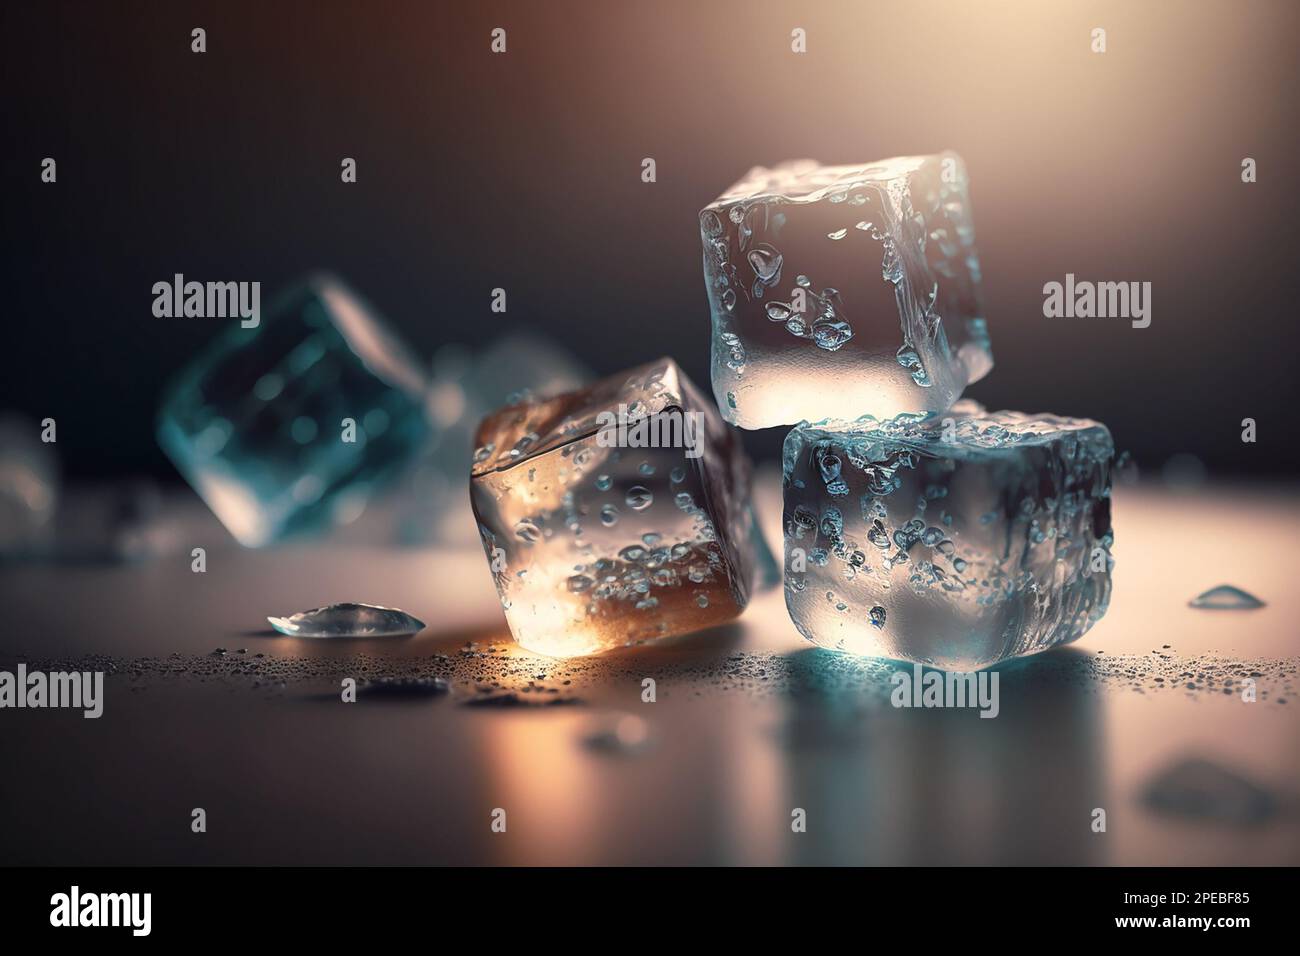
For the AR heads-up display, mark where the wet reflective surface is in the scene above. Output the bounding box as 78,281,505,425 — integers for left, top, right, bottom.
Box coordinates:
1,483,1296,865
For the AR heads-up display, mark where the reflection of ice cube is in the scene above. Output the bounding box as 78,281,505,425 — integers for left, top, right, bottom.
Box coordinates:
701,154,993,429
157,274,431,547
0,414,59,556
470,358,759,657
396,332,592,545
783,404,1113,669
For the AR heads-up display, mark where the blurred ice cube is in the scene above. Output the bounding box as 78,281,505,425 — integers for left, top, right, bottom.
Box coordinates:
156,274,431,547
396,331,592,545
0,414,59,556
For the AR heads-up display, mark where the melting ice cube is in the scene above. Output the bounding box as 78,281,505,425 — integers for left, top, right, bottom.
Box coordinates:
470,357,760,657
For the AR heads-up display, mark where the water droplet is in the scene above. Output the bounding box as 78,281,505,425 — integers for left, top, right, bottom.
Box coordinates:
595,474,612,491
795,274,811,288
855,220,873,231
869,606,887,630
626,486,653,511
599,505,620,526
896,344,931,385
827,228,847,240
670,466,686,483
812,320,853,351
882,241,903,283
696,593,709,608
514,519,541,542
619,545,647,563
746,243,782,280
765,302,792,322
1189,585,1265,609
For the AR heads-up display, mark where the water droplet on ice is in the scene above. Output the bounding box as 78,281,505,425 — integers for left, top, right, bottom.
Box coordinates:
746,243,782,281
626,486,653,510
813,321,853,351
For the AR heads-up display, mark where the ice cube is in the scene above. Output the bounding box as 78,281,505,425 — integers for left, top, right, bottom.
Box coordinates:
470,358,759,657
782,402,1113,669
157,274,431,547
701,154,992,429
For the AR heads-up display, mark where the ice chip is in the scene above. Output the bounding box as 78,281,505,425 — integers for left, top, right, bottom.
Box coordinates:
783,403,1114,669
267,602,426,638
157,274,431,547
1188,584,1264,609
701,154,992,429
470,357,759,657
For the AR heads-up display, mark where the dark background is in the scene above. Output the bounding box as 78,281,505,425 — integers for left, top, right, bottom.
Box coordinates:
3,0,1298,477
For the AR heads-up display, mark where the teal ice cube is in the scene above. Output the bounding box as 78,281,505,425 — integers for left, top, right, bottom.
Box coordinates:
157,274,431,547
